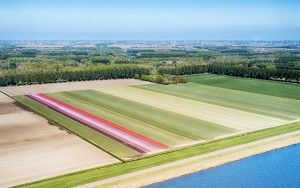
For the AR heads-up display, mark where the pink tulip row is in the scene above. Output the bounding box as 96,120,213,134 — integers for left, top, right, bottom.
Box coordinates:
28,93,168,153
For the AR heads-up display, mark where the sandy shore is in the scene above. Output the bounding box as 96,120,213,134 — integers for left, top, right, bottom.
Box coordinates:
78,130,300,188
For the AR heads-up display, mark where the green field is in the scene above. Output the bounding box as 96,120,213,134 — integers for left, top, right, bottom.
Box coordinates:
136,82,300,120
49,90,234,141
47,92,192,146
188,74,300,100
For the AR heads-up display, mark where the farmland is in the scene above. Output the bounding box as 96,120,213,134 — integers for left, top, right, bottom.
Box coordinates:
0,92,118,188
5,74,299,187
1,6,300,187
13,74,300,163
136,77,300,121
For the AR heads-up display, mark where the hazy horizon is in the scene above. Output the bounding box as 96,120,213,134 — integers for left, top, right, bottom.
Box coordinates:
1,0,300,40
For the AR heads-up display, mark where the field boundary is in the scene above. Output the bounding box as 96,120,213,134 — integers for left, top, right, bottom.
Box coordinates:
14,120,300,188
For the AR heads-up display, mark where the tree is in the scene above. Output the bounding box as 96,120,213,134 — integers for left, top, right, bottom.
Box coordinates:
9,62,17,69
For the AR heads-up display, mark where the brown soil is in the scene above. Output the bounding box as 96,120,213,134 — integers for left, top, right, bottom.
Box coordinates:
0,79,148,96
0,93,119,188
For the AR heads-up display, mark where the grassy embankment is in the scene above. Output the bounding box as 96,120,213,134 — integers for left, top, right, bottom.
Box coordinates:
15,121,300,188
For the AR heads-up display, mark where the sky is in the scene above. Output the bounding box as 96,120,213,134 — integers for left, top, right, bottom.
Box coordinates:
0,0,299,40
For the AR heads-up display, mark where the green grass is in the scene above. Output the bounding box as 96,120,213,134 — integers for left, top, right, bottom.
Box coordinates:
188,74,300,100
14,95,140,160
47,92,191,146
15,121,300,188
136,82,300,120
60,90,234,140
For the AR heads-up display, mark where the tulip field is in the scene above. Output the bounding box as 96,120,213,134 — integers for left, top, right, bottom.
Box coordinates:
28,93,168,153
14,75,300,160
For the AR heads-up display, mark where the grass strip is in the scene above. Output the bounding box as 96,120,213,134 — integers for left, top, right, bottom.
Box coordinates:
15,121,300,188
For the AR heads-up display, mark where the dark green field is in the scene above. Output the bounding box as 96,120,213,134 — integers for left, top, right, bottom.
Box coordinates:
188,74,300,100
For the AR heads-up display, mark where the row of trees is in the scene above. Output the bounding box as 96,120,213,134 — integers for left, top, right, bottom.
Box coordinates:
158,64,300,82
0,64,151,86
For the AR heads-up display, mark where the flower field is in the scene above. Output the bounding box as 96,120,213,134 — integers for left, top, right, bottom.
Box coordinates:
28,93,168,154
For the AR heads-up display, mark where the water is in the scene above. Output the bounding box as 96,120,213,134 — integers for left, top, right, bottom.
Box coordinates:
147,144,300,188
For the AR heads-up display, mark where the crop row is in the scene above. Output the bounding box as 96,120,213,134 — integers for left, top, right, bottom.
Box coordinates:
28,93,168,153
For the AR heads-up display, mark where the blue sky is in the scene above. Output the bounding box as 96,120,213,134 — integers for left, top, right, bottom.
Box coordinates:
0,0,299,40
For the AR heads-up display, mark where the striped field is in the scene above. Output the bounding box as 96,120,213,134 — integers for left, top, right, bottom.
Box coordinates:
15,74,300,160
99,87,288,130
28,93,168,154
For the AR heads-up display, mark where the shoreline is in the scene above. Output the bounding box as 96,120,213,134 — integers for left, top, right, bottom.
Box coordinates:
79,130,300,188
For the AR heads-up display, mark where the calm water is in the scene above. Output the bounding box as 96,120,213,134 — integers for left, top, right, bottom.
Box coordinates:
147,144,300,188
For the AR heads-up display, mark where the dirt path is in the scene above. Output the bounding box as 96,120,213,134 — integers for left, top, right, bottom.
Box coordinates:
0,93,119,188
78,130,300,188
0,79,148,96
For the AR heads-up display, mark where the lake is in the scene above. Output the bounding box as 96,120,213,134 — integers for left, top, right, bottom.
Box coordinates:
147,144,300,188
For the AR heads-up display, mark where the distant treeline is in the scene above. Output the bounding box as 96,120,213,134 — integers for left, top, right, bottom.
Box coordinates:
0,64,150,86
158,64,300,82
135,51,212,60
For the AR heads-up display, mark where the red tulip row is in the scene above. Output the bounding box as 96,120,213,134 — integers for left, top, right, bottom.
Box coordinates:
28,93,168,153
